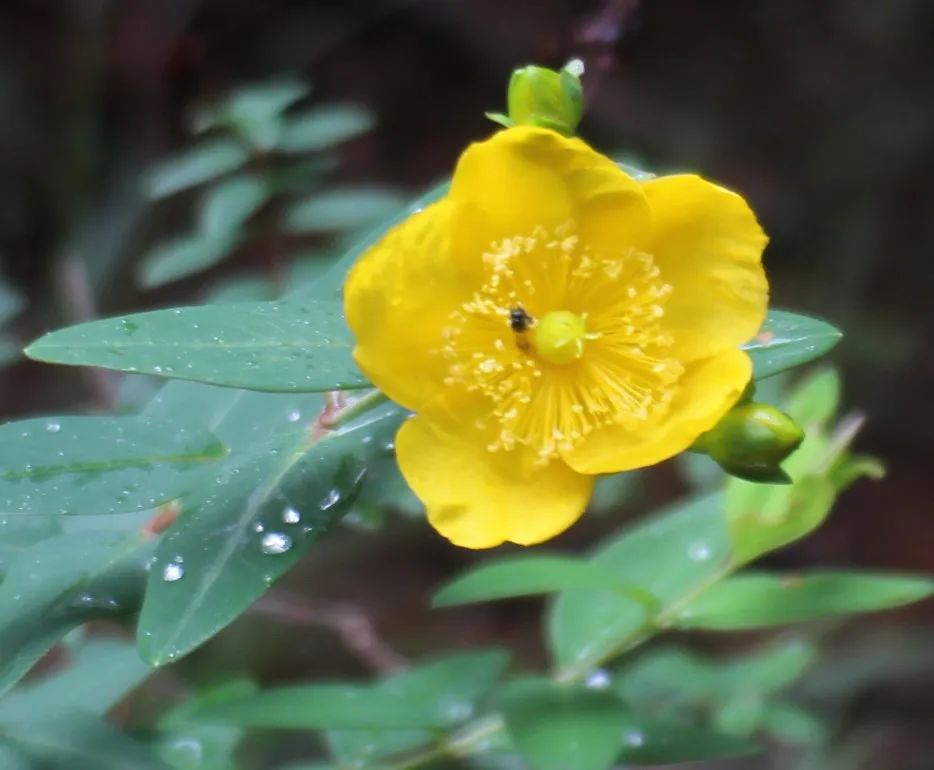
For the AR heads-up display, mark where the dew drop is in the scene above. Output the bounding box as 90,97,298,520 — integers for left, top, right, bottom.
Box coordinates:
260,531,292,555
282,506,301,524
286,409,302,423
162,563,185,582
319,489,341,511
253,522,265,533
687,540,712,562
45,422,61,433
585,668,612,690
623,730,645,748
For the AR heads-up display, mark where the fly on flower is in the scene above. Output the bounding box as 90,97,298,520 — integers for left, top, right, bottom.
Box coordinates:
345,126,768,548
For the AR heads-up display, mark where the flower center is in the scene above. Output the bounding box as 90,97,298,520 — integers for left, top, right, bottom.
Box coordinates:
530,310,596,365
438,224,683,464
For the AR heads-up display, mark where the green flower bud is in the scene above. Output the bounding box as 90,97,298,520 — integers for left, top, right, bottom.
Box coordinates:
492,60,585,136
692,402,805,484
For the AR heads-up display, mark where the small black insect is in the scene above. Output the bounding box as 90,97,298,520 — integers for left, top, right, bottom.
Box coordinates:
509,306,533,332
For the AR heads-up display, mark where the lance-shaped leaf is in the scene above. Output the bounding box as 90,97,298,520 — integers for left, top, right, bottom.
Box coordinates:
0,416,225,516
137,401,405,665
145,139,249,199
743,310,842,380
676,571,934,630
25,299,369,393
0,531,152,697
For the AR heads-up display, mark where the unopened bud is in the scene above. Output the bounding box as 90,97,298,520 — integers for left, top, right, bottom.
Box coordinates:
693,402,805,484
490,60,584,136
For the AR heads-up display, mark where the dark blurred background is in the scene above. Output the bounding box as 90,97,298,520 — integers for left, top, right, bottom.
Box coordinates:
1,1,932,768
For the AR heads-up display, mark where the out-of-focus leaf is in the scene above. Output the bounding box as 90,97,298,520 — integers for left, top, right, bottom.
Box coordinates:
0,638,152,720
0,711,167,770
743,311,842,380
137,402,403,664
501,678,628,770
138,232,241,289
199,175,269,238
0,531,151,696
25,299,368,393
283,187,405,233
548,494,731,676
676,571,934,629
433,555,659,610
193,78,309,134
587,471,645,514
785,368,841,428
0,416,224,516
0,281,24,325
618,719,759,764
325,728,430,769
278,104,375,153
145,140,249,199
193,651,509,729
760,702,827,744
205,274,277,304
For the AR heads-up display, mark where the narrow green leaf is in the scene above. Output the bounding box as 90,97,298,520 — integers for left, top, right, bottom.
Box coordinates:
193,78,309,133
195,651,507,731
138,232,241,289
278,104,375,153
760,702,827,745
0,711,167,770
0,418,219,511
137,402,404,664
0,415,224,515
0,514,61,578
145,140,249,199
501,678,628,770
744,310,842,380
0,531,151,696
548,494,731,675
199,174,269,238
785,367,841,427
283,187,405,233
25,299,369,393
676,571,934,629
433,555,658,610
0,638,152,721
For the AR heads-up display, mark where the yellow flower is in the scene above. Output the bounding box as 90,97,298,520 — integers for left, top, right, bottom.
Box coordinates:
345,126,768,548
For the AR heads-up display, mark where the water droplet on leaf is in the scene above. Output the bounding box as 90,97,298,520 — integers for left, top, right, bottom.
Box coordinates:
260,531,292,555
162,562,185,582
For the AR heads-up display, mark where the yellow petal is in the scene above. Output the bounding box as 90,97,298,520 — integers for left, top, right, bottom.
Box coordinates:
344,201,477,412
450,126,650,256
564,348,752,474
396,410,594,549
642,174,769,361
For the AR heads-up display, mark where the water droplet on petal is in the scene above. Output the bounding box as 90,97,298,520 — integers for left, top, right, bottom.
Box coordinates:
45,422,61,433
260,531,292,555
282,506,301,524
162,563,185,582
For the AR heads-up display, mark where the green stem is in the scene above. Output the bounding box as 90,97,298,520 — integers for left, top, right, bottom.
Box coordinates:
330,390,390,430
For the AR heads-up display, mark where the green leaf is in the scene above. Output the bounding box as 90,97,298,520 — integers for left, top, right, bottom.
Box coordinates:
194,651,509,730
137,402,404,664
278,104,375,153
760,702,827,745
744,310,842,380
0,638,152,721
199,174,269,238
25,299,369,393
0,514,61,578
618,719,759,764
0,531,151,696
145,140,249,199
548,493,731,676
0,415,224,515
501,678,628,770
0,711,167,770
676,570,934,629
193,78,309,135
138,232,241,289
204,273,277,304
433,555,659,611
283,187,405,233
785,367,841,427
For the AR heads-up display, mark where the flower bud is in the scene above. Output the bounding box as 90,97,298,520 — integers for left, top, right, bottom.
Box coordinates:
692,402,805,484
499,60,584,136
